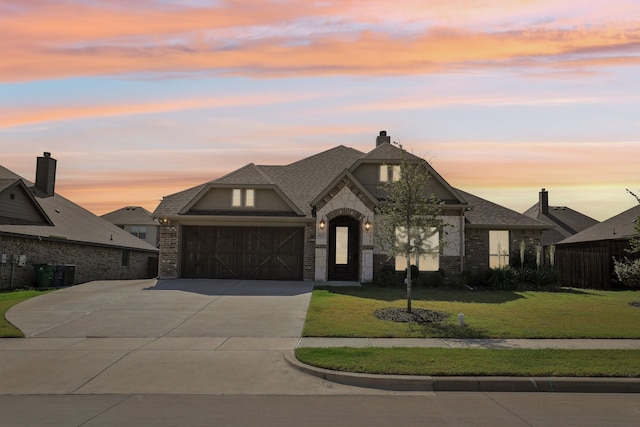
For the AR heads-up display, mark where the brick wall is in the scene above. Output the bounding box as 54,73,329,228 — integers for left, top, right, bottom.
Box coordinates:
0,235,157,289
464,228,490,271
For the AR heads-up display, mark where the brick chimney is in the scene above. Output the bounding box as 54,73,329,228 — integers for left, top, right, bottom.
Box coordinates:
35,152,56,198
376,130,391,146
539,188,549,215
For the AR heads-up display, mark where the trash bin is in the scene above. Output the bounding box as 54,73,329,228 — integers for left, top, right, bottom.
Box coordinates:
33,264,54,288
62,265,76,286
53,265,65,287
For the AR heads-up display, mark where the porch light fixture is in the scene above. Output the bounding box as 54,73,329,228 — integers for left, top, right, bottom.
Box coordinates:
364,218,371,232
319,218,326,230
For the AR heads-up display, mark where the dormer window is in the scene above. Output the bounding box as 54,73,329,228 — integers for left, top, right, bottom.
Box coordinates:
379,165,401,182
232,189,255,207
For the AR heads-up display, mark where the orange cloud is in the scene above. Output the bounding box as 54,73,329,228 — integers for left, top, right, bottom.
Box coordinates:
1,1,639,82
0,92,331,128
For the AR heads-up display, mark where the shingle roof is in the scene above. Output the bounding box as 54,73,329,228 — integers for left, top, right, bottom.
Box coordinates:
523,204,599,245
558,204,640,244
101,206,159,226
458,189,550,229
154,142,547,231
361,143,422,161
214,163,275,185
154,145,364,217
0,164,157,252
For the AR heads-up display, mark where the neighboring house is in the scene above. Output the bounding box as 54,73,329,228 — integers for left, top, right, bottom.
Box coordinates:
154,132,549,282
0,153,159,289
555,204,640,289
102,206,160,248
523,188,599,246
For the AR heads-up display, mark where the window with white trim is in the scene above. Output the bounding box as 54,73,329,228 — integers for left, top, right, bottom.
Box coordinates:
379,165,401,183
232,189,255,207
489,230,510,268
394,227,440,272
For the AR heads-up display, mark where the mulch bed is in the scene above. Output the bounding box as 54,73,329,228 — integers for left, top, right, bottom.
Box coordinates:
374,307,449,324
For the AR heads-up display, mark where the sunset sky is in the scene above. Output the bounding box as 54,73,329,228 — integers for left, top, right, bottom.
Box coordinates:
2,0,639,221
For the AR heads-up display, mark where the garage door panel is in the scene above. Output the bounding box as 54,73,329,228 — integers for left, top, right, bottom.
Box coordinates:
182,226,303,280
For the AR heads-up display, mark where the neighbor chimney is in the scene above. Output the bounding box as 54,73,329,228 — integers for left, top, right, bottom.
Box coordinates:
539,188,549,215
376,130,391,146
35,152,56,198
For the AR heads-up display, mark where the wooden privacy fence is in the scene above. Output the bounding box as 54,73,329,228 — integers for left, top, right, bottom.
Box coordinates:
555,240,632,290
556,250,610,289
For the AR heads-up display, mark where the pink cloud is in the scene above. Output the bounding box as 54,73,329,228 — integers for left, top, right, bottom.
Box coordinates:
1,1,639,82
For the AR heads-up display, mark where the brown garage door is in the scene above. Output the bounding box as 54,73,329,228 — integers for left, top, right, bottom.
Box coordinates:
182,226,304,280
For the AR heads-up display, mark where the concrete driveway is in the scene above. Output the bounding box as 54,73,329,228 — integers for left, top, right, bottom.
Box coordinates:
1,279,394,396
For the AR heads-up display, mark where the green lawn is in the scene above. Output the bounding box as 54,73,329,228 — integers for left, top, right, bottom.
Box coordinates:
0,289,51,338
302,287,640,338
295,347,640,377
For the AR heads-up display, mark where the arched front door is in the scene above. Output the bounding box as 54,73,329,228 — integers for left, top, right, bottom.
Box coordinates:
328,216,360,281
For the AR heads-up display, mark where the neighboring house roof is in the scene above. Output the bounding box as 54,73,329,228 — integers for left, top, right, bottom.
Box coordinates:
101,206,159,226
523,189,599,245
457,189,550,229
558,204,640,245
0,164,157,252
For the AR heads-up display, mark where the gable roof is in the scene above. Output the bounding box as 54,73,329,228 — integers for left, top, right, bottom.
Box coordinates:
154,140,545,233
311,170,379,212
154,145,364,218
558,204,640,245
351,142,468,206
523,203,599,245
0,173,53,226
101,206,159,226
0,164,157,252
458,189,551,229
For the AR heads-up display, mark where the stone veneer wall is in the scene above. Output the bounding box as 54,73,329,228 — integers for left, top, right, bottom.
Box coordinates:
0,235,157,289
303,222,316,281
158,223,179,278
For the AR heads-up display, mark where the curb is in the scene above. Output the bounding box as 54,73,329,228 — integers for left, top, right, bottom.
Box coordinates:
285,351,640,393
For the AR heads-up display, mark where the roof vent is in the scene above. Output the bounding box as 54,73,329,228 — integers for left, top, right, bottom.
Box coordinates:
376,130,391,147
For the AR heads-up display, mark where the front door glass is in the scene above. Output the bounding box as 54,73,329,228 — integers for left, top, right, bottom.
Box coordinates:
335,226,349,265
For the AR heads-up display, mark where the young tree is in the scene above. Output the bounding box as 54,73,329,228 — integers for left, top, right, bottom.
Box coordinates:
374,144,443,313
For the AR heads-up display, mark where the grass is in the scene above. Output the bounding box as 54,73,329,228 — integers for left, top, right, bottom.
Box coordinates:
302,287,640,338
295,347,640,377
0,289,51,338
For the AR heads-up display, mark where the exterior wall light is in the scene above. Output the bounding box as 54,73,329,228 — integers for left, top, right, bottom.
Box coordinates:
364,218,371,232
319,218,326,230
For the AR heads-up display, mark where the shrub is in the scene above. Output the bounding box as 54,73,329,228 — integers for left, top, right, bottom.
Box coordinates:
415,270,445,288
488,266,518,290
613,258,640,288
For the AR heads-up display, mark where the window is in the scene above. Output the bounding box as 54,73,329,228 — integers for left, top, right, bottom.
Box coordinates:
394,227,440,272
489,230,510,268
245,189,255,207
232,189,242,207
379,165,401,182
131,226,147,240
232,189,255,207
